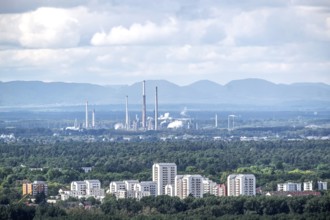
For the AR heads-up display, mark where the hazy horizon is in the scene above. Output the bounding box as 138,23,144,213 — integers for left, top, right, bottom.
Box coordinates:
1,77,329,87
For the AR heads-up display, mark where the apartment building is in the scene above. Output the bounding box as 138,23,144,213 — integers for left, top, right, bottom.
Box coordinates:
109,181,126,194
175,175,203,199
277,182,302,192
64,179,105,200
109,180,157,199
202,178,217,195
227,174,256,196
22,181,48,196
152,163,177,195
318,181,328,190
303,181,313,191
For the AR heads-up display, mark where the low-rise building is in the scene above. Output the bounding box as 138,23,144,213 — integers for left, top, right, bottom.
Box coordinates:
303,181,313,191
61,180,105,201
22,181,48,196
277,182,302,192
109,180,157,200
318,181,327,190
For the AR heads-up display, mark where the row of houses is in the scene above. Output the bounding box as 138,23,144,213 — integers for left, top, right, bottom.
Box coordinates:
277,181,327,192
59,180,105,201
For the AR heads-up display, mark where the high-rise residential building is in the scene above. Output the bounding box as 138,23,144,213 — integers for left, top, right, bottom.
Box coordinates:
318,181,328,190
303,181,313,191
227,174,256,196
152,163,177,195
22,181,48,196
277,182,302,192
175,175,204,199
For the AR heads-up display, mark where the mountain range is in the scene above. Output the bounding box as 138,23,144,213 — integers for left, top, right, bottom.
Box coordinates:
1,79,329,110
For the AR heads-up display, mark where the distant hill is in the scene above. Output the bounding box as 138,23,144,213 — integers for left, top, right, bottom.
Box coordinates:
1,79,329,110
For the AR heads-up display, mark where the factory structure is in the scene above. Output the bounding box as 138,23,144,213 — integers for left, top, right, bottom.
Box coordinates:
114,80,194,131
66,80,238,132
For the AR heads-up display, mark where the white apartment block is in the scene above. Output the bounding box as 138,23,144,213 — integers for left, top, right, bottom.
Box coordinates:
303,181,313,191
109,180,157,200
165,184,174,196
124,180,139,191
152,163,177,195
202,178,217,195
134,181,158,197
68,180,105,200
227,174,256,196
85,179,102,196
318,181,328,190
109,181,126,194
71,181,87,196
175,175,204,199
277,182,302,192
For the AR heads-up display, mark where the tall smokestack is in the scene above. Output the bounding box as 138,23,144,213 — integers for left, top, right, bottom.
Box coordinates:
142,80,146,129
92,108,95,128
215,114,218,128
155,86,158,130
85,101,89,129
125,96,129,130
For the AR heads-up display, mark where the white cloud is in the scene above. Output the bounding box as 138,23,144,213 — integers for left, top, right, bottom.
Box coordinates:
91,18,178,45
18,7,80,48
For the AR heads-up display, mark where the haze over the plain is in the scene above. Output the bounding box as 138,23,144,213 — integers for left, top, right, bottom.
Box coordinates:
0,0,329,85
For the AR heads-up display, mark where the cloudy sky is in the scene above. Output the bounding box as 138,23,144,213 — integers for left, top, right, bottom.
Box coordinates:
0,0,329,86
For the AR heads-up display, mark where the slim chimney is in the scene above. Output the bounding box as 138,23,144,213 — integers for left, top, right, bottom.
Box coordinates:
85,101,89,129
215,114,218,128
155,86,158,130
92,108,95,128
142,80,146,129
125,96,129,130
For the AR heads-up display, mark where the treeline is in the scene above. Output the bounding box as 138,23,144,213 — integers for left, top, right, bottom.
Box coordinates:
0,195,330,219
0,140,330,190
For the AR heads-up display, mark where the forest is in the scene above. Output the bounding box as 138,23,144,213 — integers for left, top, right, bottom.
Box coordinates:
0,139,329,219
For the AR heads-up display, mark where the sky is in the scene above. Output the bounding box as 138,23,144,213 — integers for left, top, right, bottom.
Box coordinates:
0,0,329,86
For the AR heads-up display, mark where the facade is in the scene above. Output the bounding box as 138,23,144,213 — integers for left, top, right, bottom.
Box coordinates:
165,184,174,196
303,181,313,191
318,181,328,190
64,180,105,200
134,181,158,197
175,175,203,199
202,178,217,195
22,181,48,196
215,184,227,196
71,181,87,196
277,182,302,192
124,180,139,191
227,174,256,196
109,181,126,194
152,163,177,195
109,180,157,200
